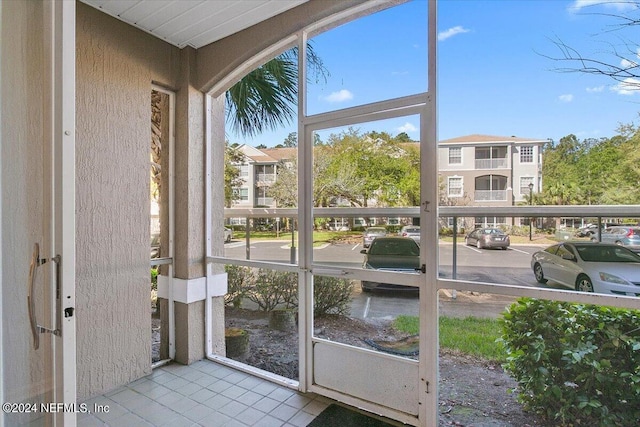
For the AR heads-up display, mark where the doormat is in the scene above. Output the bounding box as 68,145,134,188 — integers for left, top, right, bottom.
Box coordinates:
306,404,397,427
364,335,419,356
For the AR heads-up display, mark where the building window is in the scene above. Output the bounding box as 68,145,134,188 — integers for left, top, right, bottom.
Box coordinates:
448,147,461,164
520,146,533,163
520,176,534,197
239,165,249,177
233,188,249,201
448,176,463,197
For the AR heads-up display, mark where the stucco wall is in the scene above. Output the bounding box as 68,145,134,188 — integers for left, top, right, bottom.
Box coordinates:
75,2,179,399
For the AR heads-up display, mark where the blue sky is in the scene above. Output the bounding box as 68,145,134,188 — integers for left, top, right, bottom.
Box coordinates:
229,0,640,147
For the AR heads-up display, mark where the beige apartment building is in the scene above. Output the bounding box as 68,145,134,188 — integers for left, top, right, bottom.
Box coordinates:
231,134,546,228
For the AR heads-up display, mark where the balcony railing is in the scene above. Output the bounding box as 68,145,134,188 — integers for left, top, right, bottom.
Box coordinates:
475,158,508,169
256,174,276,184
255,197,274,206
474,190,507,201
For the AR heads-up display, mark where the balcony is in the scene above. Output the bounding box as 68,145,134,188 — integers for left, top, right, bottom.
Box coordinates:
474,190,507,201
256,174,276,185
255,197,274,206
475,158,508,169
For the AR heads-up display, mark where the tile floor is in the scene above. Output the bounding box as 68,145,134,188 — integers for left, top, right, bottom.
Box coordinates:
79,360,331,426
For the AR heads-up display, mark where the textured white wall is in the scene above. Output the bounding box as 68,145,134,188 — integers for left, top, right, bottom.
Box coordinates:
75,3,178,399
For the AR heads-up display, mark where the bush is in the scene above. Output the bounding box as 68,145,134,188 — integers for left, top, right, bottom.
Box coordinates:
313,276,354,317
224,266,353,317
150,267,158,291
500,298,640,426
224,265,253,308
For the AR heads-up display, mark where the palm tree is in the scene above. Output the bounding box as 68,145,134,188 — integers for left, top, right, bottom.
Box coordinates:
225,44,328,138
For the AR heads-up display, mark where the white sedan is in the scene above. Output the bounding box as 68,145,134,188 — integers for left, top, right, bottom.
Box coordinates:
531,242,640,296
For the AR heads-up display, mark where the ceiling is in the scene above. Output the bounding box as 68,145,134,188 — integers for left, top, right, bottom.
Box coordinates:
80,0,308,49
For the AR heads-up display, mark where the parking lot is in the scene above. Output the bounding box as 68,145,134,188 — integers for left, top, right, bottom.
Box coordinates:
223,240,548,319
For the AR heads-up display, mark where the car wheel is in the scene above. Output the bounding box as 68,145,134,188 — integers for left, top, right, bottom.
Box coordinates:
477,240,484,249
533,263,547,284
465,238,470,246
225,235,231,243
615,241,623,246
590,237,598,242
576,275,594,292
501,246,507,250
361,282,372,292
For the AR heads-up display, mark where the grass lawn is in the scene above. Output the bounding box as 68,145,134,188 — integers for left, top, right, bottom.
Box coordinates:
393,315,506,363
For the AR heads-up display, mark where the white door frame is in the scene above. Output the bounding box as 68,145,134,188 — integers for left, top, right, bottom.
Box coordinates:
51,1,77,424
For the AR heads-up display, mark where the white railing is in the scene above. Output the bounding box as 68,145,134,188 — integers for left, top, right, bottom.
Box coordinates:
256,174,276,184
254,197,274,206
475,158,508,169
474,190,507,201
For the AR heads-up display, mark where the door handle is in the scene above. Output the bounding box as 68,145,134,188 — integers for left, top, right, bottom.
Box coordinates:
28,243,41,350
27,243,61,351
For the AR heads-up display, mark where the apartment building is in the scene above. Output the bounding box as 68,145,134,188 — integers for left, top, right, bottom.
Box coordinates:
231,145,296,211
439,134,546,227
232,134,545,211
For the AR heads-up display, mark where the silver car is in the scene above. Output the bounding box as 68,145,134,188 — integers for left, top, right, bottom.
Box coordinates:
362,227,387,248
531,242,640,296
592,226,640,252
465,228,510,250
399,225,420,244
224,227,233,243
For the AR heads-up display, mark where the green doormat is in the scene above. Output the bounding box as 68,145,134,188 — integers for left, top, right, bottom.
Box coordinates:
307,404,397,427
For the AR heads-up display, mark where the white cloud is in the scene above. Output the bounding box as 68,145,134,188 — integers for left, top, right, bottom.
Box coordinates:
397,122,417,133
610,78,640,95
559,94,574,102
568,0,636,12
321,89,353,103
586,85,604,93
438,26,470,41
620,49,640,69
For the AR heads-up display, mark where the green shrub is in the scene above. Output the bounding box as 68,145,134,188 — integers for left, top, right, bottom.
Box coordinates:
313,276,353,317
224,267,353,317
224,265,253,308
500,298,640,426
385,225,402,234
247,269,297,311
150,267,158,291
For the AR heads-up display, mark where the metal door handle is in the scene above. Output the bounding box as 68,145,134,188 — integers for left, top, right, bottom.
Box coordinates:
27,243,61,351
28,243,41,350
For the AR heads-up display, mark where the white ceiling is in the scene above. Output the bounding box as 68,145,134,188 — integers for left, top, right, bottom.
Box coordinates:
80,0,308,49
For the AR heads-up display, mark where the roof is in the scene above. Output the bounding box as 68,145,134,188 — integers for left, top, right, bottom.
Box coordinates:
262,147,297,162
439,134,548,145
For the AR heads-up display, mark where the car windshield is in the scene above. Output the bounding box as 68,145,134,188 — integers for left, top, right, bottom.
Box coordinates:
369,239,419,256
575,245,640,263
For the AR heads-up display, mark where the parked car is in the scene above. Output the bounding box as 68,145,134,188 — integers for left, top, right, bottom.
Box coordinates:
362,227,387,248
151,233,160,259
592,226,640,252
224,227,233,243
399,225,420,244
531,242,640,296
575,222,619,237
360,237,420,292
465,228,510,250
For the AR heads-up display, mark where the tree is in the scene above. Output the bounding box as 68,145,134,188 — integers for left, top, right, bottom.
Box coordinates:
544,1,640,92
225,44,328,138
283,132,297,147
224,144,245,207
